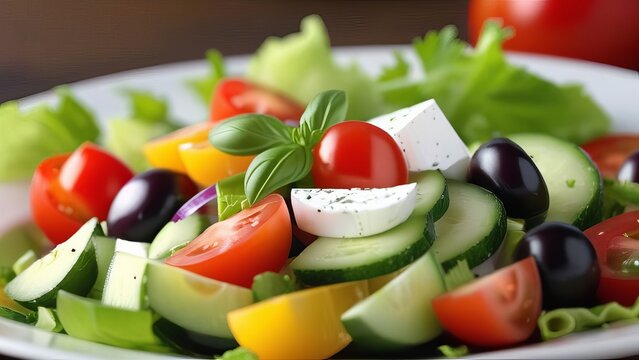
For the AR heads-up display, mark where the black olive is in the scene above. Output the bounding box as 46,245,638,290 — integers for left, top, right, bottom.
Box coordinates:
514,222,600,309
107,169,197,243
618,150,639,183
467,138,549,230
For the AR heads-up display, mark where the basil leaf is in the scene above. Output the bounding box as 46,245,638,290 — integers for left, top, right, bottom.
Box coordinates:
209,114,293,155
244,144,312,205
299,90,347,145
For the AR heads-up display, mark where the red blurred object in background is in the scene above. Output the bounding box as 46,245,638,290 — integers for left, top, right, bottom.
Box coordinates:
468,0,639,71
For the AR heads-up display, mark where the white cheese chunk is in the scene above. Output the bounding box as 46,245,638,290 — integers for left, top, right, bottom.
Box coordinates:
369,99,470,180
291,183,417,238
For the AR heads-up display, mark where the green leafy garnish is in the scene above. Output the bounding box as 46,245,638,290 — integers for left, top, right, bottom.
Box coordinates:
246,15,385,120
215,347,258,360
539,297,639,341
210,90,347,205
252,272,297,302
377,51,410,83
105,90,179,172
438,344,470,358
383,21,610,144
188,49,226,104
0,307,36,324
0,88,99,181
216,173,249,221
0,266,16,286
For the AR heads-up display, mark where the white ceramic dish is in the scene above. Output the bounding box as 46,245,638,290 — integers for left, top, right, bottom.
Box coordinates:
1,46,639,359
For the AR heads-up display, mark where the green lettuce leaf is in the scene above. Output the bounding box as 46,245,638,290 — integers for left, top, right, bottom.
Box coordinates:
246,15,386,120
382,21,610,144
0,88,99,181
188,49,226,105
105,91,178,172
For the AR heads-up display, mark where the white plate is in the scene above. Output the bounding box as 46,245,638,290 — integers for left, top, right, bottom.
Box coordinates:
2,46,639,360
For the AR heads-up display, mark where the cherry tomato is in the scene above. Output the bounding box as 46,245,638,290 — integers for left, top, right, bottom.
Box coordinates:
31,143,134,244
469,0,639,70
165,194,292,288
210,79,305,123
584,210,639,306
312,121,408,189
432,257,542,347
581,135,639,178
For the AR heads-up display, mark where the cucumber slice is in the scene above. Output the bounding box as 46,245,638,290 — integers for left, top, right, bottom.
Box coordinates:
56,290,170,352
102,251,148,311
148,215,210,259
146,261,253,339
432,181,506,270
410,170,449,221
291,214,436,285
34,307,63,332
341,251,446,350
0,306,34,324
5,219,100,309
510,133,603,229
88,236,116,299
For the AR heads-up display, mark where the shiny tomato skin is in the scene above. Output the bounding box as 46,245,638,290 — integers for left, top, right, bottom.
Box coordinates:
581,135,639,179
584,210,639,306
469,0,639,70
432,257,542,347
31,144,134,245
165,194,292,288
312,121,408,189
58,142,134,220
210,78,305,123
31,155,85,245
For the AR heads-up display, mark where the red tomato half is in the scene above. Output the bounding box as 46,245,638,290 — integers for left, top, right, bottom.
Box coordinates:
165,194,292,288
311,121,408,189
581,135,639,179
584,210,639,306
469,0,639,70
210,79,305,123
31,143,134,244
432,257,542,347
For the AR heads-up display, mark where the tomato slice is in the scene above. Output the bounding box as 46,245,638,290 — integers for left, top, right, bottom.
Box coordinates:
581,135,639,179
210,79,305,123
432,257,542,347
165,194,292,288
584,210,639,305
31,143,134,244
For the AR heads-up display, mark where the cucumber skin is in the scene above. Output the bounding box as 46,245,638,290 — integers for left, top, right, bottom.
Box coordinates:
569,147,603,230
153,317,238,356
431,182,449,222
293,213,436,286
14,226,101,310
439,195,507,271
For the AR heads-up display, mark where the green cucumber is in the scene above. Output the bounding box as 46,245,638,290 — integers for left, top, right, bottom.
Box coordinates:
432,181,506,270
148,215,210,259
102,251,148,311
146,261,253,339
12,250,37,275
5,218,100,309
410,170,449,221
34,307,63,332
510,133,603,229
56,290,170,352
0,306,35,324
153,317,238,355
291,214,436,285
341,251,446,350
87,236,116,299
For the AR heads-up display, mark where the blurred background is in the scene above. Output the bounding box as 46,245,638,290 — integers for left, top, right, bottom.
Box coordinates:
1,0,638,102
1,0,469,102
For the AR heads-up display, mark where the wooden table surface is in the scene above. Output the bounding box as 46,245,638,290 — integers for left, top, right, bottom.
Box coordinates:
0,0,468,102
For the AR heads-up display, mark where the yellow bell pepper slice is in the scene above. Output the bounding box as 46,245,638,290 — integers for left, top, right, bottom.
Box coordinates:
178,141,254,187
143,122,213,173
227,281,369,359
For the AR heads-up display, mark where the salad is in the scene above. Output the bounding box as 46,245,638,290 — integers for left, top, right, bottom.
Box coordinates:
1,15,639,360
